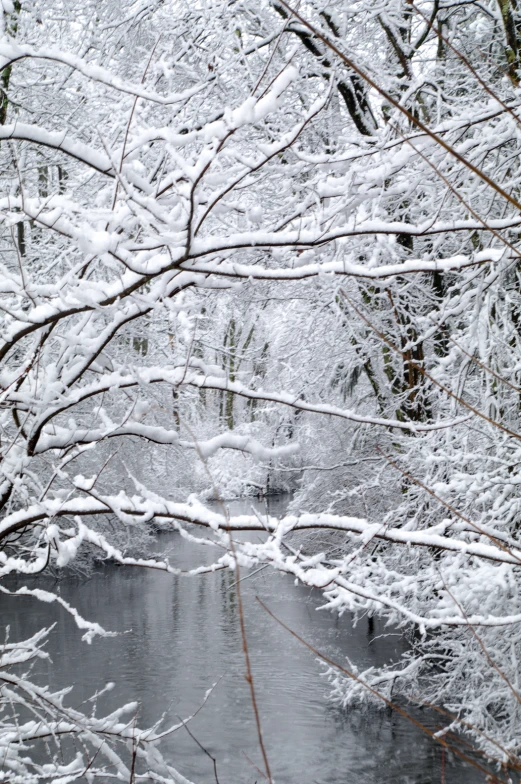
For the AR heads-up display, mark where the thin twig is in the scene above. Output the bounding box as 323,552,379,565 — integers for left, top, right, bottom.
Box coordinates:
256,597,507,782
180,421,273,783
437,569,521,708
176,715,220,784
377,447,521,565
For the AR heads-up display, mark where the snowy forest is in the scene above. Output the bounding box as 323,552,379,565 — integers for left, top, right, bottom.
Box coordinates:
6,0,521,781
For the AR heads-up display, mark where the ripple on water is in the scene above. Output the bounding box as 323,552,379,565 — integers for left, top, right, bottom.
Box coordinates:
1,495,487,783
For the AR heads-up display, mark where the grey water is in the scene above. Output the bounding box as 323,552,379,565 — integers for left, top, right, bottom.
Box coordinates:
2,495,485,783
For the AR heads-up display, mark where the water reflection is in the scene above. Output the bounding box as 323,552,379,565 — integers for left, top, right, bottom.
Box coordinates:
1,495,484,783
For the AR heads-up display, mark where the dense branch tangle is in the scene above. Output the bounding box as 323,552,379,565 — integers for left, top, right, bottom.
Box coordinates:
4,0,521,778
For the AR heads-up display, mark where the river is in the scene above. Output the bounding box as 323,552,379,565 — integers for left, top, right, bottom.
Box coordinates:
2,495,485,783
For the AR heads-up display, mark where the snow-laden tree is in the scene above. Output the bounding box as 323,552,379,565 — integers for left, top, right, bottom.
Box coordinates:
6,0,521,779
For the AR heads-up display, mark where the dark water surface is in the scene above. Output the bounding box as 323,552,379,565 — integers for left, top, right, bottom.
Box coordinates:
2,495,485,783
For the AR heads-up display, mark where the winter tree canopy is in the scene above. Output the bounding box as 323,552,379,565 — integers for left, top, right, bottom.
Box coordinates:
3,0,521,780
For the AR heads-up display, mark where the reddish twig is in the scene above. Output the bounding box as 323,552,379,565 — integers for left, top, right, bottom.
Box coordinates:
256,597,508,783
